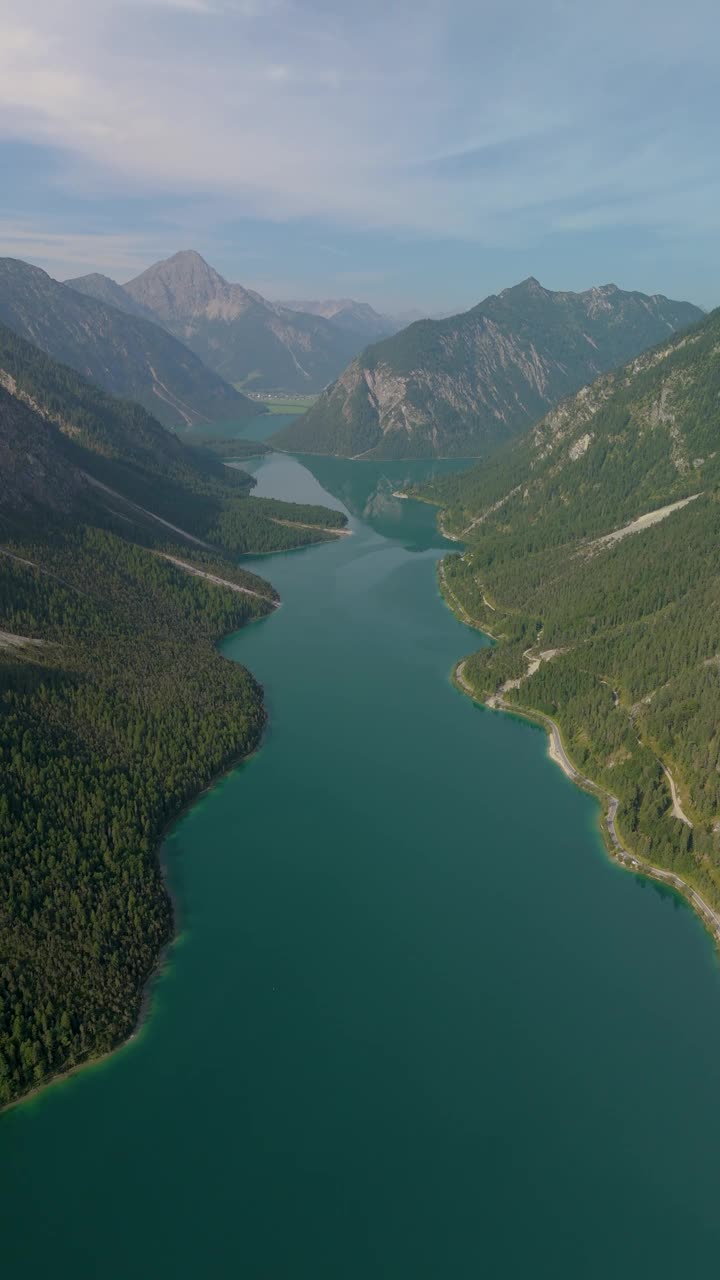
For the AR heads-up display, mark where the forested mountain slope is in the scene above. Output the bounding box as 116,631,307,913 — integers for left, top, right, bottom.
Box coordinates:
0,258,256,432
0,335,346,1107
422,308,720,911
0,323,344,554
273,278,703,458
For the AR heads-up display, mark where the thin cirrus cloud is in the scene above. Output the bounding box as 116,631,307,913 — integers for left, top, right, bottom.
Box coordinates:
0,221,165,274
0,0,719,301
128,1,273,12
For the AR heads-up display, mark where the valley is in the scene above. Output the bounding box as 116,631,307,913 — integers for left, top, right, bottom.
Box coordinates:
3,452,720,1278
3,6,719,1275
0,230,719,1280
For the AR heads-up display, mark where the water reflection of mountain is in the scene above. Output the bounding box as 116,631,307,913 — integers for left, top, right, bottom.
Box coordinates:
296,454,472,552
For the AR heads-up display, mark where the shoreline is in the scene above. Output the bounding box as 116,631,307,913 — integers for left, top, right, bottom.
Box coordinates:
241,533,348,557
10,485,717,1114
445,569,720,948
1,732,268,1118
271,446,484,464
0,607,277,1117
437,558,499,640
269,518,351,537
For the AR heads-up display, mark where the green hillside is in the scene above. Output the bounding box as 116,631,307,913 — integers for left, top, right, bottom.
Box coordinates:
0,323,345,555
0,332,346,1107
421,309,720,910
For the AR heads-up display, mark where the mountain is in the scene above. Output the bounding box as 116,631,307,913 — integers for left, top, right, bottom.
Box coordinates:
121,250,371,392
278,297,395,343
65,270,159,323
0,258,256,432
0,380,82,517
0,326,347,1107
391,308,430,328
422,306,720,913
272,278,704,458
0,321,346,554
0,318,236,527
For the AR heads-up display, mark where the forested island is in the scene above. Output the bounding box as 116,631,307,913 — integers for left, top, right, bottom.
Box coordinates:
419,308,720,921
0,326,347,1107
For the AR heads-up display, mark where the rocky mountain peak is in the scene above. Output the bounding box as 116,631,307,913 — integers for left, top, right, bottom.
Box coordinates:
118,251,380,391
123,250,254,327
496,277,552,304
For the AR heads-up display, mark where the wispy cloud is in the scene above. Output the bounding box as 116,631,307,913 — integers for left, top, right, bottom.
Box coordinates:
137,0,219,12
0,220,170,278
0,0,719,301
125,0,275,12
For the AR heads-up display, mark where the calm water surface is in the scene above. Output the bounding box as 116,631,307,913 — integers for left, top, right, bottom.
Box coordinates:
188,410,301,443
2,453,720,1277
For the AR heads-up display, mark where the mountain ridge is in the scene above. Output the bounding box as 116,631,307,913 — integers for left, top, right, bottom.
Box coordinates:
0,257,256,432
69,250,389,392
277,297,396,342
66,271,159,323
272,277,704,458
0,321,346,554
421,305,720,919
119,250,375,392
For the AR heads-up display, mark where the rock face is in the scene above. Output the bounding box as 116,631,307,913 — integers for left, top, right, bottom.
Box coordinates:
272,278,704,459
0,258,255,432
119,251,372,392
124,251,248,331
427,305,720,539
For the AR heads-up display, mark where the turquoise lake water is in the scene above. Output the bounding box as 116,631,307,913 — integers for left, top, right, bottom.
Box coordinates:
2,452,720,1277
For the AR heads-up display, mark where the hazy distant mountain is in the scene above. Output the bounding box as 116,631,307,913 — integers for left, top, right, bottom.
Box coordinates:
0,258,255,432
278,298,396,343
272,278,704,459
390,308,431,328
121,251,373,392
66,271,159,323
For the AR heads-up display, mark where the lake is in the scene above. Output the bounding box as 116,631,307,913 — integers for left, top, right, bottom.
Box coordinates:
2,452,720,1277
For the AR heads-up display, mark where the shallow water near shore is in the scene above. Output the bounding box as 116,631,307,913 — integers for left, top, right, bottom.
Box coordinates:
2,453,720,1277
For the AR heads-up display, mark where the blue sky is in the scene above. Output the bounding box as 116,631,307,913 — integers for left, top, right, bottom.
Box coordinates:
1,0,719,313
